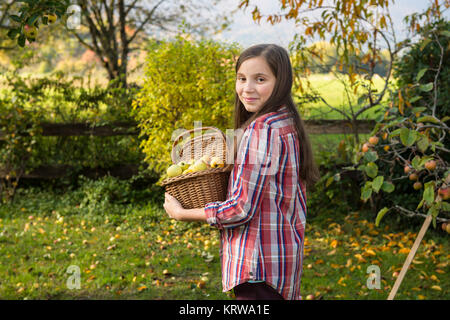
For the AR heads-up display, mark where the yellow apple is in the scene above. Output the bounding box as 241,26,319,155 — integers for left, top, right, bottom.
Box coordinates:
191,160,208,172
24,25,37,39
177,161,190,171
44,13,57,24
167,164,182,177
200,155,211,166
210,156,224,168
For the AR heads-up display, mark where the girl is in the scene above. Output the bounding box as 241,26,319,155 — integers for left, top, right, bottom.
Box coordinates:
164,44,320,300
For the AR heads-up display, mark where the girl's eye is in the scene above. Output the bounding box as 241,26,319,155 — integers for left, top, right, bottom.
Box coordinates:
237,77,246,81
257,77,265,82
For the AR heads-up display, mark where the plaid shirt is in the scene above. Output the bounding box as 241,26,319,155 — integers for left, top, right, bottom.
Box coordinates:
205,105,307,300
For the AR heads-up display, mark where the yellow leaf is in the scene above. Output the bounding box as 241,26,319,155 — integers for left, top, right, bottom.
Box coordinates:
138,286,147,291
398,90,404,115
330,240,338,248
327,249,336,256
365,249,376,256
346,259,352,268
435,269,445,274
354,254,366,263
430,275,439,282
431,285,442,291
315,259,324,265
398,248,410,254
417,295,426,300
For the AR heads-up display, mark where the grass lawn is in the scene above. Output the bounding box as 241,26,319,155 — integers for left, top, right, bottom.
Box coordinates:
0,184,448,300
295,73,389,120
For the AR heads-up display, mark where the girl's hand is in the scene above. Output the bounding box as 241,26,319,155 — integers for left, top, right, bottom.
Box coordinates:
164,192,184,221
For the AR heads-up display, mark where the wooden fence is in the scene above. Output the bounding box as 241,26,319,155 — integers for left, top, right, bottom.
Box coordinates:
0,119,375,179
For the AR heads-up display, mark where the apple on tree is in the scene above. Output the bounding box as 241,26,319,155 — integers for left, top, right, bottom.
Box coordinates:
23,24,37,39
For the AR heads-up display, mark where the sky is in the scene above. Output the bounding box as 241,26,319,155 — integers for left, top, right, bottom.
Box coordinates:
212,0,449,49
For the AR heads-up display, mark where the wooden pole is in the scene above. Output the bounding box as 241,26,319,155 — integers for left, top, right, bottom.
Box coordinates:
387,214,432,300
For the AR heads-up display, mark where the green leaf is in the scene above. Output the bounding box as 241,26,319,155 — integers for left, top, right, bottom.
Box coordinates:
27,13,40,26
18,34,26,47
428,206,439,229
416,136,429,153
420,38,431,51
417,115,439,124
9,14,22,23
361,183,373,201
365,162,378,178
423,181,435,205
411,106,426,113
442,202,450,212
389,128,402,137
363,151,378,163
325,176,334,188
416,68,427,82
400,127,417,147
416,198,425,210
440,30,450,37
372,176,384,193
419,83,433,92
381,181,395,193
375,207,389,227
7,28,20,39
411,155,421,169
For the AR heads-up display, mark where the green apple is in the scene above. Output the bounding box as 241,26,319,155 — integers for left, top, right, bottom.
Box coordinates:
167,164,182,177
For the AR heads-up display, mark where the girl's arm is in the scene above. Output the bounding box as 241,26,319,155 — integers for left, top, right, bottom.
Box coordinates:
164,192,207,222
177,208,207,222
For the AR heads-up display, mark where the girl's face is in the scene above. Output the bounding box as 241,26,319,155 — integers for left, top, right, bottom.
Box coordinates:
236,56,276,113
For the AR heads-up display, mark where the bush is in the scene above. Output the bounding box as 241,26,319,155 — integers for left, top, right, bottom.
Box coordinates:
133,35,240,176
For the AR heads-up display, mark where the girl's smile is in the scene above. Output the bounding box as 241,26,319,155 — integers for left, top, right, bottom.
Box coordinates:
236,56,276,113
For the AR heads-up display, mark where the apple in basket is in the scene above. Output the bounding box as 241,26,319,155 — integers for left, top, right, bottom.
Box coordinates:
166,164,183,178
191,160,208,172
210,156,224,168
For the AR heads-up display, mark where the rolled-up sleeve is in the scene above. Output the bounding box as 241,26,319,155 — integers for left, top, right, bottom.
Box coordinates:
205,120,280,229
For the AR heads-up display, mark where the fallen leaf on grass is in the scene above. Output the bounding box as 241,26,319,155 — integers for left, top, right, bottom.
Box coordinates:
330,240,338,248
315,259,324,265
431,285,442,291
398,248,410,254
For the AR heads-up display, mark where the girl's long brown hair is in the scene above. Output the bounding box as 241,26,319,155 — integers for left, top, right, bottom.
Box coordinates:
233,44,320,189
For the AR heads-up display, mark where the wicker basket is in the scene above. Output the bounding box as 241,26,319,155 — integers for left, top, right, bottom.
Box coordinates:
160,126,233,209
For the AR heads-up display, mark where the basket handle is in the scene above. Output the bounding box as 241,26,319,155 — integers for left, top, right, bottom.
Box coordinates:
171,126,228,164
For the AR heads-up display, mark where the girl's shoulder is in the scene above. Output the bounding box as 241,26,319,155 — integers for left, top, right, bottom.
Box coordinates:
249,105,293,131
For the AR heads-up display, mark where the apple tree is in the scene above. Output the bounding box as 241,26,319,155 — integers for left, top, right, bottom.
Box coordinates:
353,11,449,229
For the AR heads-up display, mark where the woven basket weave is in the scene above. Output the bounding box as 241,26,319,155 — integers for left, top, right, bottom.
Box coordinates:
160,127,233,209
